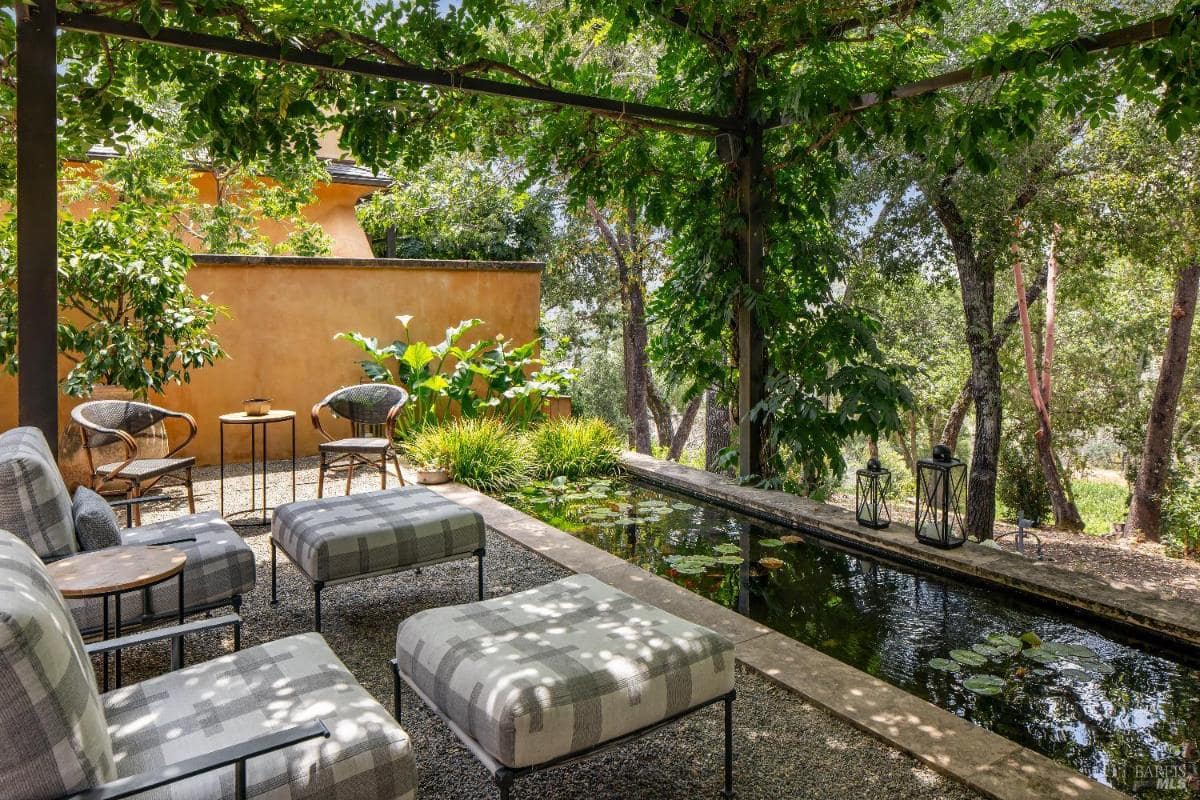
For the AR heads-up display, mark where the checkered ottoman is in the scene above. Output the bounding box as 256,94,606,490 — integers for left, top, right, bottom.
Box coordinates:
271,486,486,631
392,574,737,799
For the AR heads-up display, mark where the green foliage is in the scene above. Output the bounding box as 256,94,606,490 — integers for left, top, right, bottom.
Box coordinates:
336,315,576,432
357,156,553,261
1071,480,1128,537
1159,473,1200,558
997,431,1052,524
403,419,533,493
0,209,225,397
528,418,622,480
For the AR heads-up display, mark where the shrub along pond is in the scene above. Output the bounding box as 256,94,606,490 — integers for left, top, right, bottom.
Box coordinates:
506,477,1200,798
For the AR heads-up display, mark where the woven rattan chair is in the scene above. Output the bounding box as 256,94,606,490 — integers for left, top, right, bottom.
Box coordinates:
71,400,197,524
312,384,408,497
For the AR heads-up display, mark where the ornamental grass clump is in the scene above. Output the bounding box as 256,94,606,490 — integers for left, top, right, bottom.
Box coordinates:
528,418,622,480
404,418,532,493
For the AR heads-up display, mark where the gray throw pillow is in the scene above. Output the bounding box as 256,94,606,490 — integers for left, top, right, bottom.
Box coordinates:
72,487,123,551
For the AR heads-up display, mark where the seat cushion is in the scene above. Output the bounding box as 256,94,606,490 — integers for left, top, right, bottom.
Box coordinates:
69,512,256,634
272,486,485,583
319,437,391,454
395,573,735,769
103,633,415,800
72,487,123,551
0,531,116,798
0,426,78,559
95,456,196,481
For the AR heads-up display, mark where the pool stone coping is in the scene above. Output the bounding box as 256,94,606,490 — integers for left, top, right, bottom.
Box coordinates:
417,475,1129,800
622,451,1200,650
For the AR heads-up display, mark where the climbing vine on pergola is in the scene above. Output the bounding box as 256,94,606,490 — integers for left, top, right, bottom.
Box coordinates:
11,0,1200,522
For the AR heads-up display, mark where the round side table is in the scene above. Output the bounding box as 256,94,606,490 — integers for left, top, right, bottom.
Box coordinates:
219,410,297,527
48,545,187,691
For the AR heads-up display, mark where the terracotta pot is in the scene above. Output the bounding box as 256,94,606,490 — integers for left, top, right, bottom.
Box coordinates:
546,396,573,420
58,385,170,493
416,468,451,486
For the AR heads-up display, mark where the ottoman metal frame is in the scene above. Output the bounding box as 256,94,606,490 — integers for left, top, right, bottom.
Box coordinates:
271,541,485,632
390,659,736,800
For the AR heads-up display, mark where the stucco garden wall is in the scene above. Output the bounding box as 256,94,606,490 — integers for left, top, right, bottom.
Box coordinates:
0,255,543,466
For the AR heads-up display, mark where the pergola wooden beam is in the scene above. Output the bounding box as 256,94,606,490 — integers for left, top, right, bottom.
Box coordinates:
58,11,740,133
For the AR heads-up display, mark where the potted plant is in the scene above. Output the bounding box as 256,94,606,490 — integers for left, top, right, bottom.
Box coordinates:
0,208,226,488
416,463,451,485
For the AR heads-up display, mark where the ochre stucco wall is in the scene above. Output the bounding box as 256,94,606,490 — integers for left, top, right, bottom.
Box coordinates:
0,256,543,466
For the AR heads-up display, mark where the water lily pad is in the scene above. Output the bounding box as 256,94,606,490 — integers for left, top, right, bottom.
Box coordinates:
950,649,988,667
1020,632,1044,647
758,557,785,570
1075,659,1115,676
1061,644,1101,661
963,674,1006,696
669,562,707,575
758,538,786,549
1021,648,1057,665
612,516,639,526
1060,668,1093,681
971,644,1000,658
1032,668,1054,677
779,535,804,545
671,502,697,511
986,633,1023,649
715,555,744,566
714,543,742,555
929,658,961,672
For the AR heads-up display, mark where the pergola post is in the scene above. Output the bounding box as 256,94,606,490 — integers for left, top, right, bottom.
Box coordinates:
736,122,766,478
15,0,59,454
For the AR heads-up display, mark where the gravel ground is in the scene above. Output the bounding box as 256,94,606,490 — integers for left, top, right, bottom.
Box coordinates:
831,490,1200,605
109,458,980,800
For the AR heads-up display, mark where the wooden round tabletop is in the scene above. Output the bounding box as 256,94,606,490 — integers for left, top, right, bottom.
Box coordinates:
219,409,296,424
47,546,187,598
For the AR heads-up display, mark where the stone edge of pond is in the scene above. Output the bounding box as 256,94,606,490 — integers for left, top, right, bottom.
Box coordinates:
621,452,1200,651
415,474,1130,800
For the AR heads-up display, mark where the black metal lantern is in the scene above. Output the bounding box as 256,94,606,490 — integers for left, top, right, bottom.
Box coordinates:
915,444,967,549
855,457,891,529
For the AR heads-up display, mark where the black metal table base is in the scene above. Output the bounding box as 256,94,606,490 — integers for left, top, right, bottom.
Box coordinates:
220,415,296,527
96,569,185,692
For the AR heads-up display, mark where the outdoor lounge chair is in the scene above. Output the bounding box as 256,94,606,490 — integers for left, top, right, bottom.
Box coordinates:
71,399,199,524
312,384,408,497
0,528,416,800
0,426,254,635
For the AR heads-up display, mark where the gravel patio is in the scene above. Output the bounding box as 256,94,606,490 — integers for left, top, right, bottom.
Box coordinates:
107,456,981,800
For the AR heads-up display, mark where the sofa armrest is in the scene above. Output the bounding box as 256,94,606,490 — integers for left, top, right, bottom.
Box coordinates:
61,720,330,800
86,614,242,664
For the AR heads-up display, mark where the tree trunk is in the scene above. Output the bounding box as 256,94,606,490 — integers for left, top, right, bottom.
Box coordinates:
941,262,1050,451
668,395,703,461
646,382,675,449
933,188,1000,539
705,388,731,472
1013,230,1085,531
587,197,652,454
1127,260,1200,541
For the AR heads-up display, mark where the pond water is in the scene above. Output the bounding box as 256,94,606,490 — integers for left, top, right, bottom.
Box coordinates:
505,477,1200,798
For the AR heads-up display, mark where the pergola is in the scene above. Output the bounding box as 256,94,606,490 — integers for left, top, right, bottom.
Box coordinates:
13,1,1189,476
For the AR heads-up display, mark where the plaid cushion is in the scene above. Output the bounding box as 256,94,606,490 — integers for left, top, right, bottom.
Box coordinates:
103,632,416,800
272,486,485,583
395,574,735,769
0,531,116,798
0,426,78,559
69,512,256,635
72,487,123,551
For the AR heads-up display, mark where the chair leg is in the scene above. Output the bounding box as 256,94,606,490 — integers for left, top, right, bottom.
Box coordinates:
476,548,486,600
392,453,405,487
185,466,196,514
270,540,279,606
496,769,515,800
313,581,324,632
723,691,736,799
317,453,326,498
131,483,143,526
381,453,387,490
391,660,402,722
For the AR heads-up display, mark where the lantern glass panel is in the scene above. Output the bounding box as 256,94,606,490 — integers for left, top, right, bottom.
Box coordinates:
855,464,891,529
915,450,967,549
